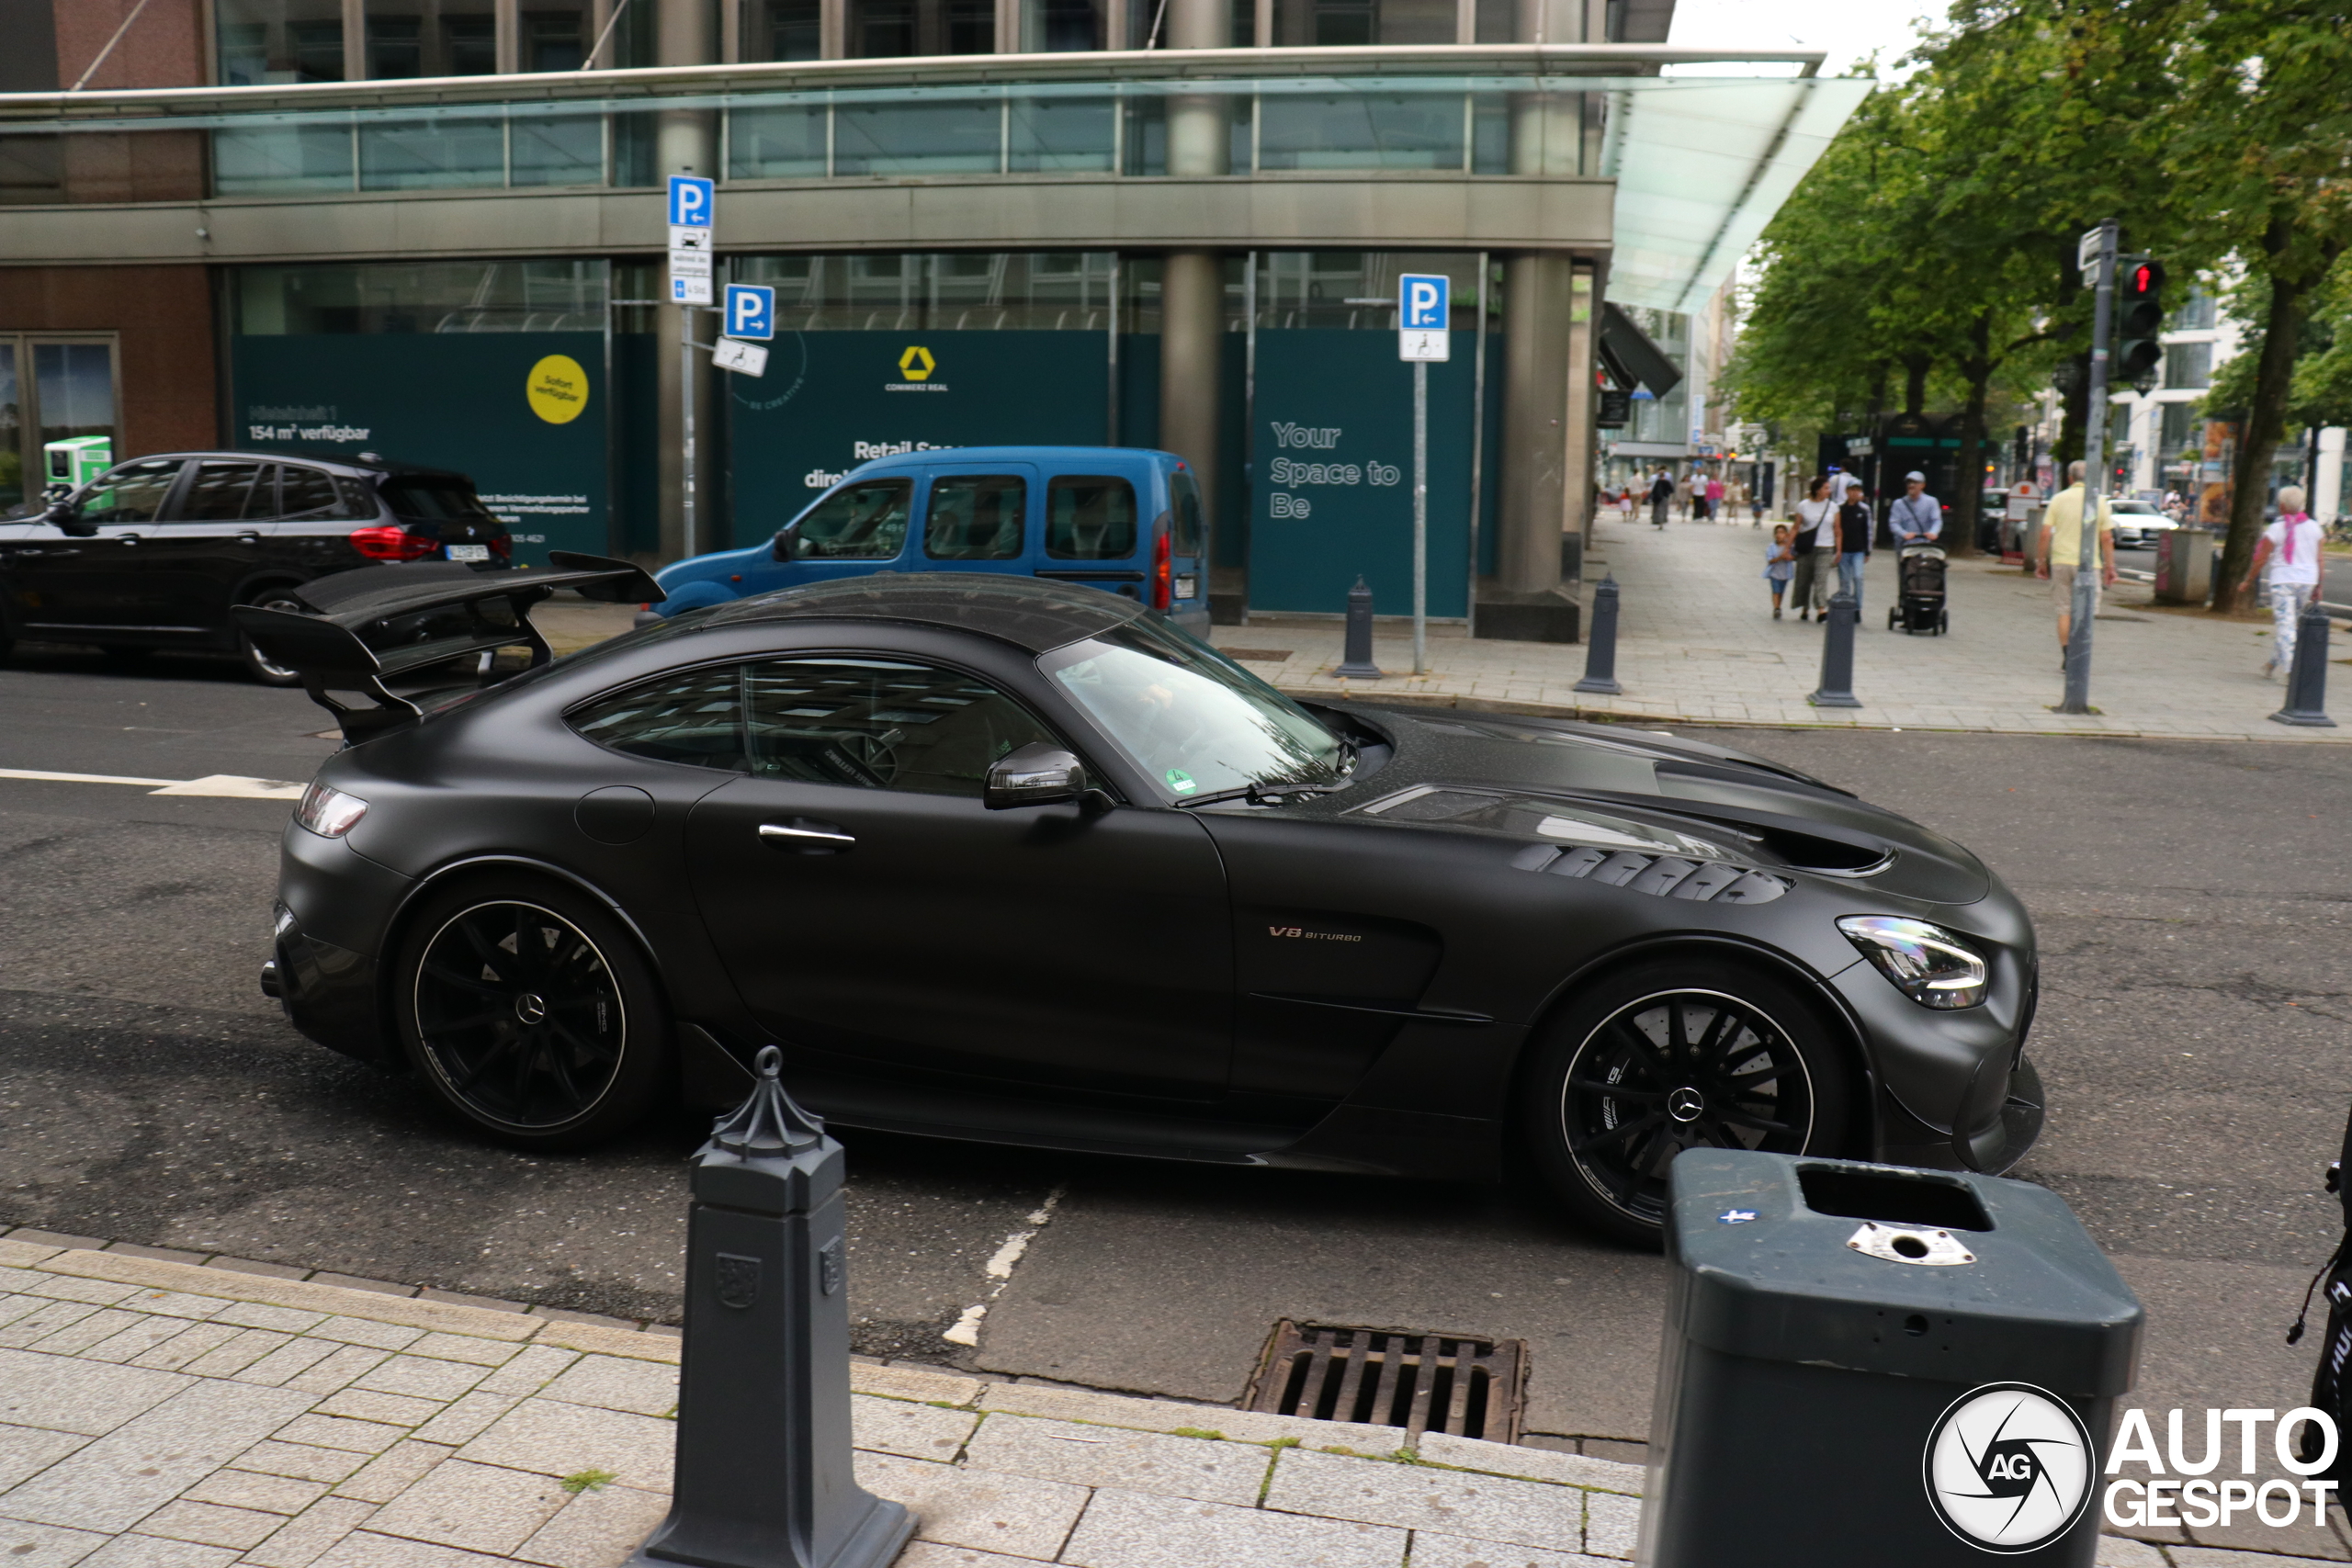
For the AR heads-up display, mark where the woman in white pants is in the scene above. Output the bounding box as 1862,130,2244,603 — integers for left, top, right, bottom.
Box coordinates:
2239,485,2324,679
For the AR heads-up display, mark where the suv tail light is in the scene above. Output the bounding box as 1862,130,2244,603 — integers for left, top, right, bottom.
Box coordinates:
1152,528,1172,611
488,534,512,559
350,525,437,562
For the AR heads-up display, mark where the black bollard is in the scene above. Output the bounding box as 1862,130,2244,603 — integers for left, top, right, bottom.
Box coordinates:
1807,591,1862,708
1573,575,1623,694
2271,603,2338,728
631,1046,914,1568
1334,575,1384,678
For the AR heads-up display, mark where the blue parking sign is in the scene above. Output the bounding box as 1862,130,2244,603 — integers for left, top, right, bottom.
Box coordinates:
725,284,775,341
1399,273,1448,329
668,175,715,229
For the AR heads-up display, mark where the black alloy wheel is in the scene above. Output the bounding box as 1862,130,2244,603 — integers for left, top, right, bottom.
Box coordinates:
1522,962,1850,1247
240,592,309,686
393,875,669,1148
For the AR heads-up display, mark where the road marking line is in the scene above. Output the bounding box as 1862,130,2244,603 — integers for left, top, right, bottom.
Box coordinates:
943,1186,1065,1349
0,767,306,799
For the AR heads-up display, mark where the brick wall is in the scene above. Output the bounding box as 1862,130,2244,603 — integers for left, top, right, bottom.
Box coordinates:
0,267,220,456
52,0,205,91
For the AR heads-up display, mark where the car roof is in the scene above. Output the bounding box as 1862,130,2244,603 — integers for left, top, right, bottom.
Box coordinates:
130,451,468,481
699,570,1148,653
854,446,1177,470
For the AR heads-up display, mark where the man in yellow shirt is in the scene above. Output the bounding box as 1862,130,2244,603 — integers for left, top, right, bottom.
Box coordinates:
2035,461,2118,664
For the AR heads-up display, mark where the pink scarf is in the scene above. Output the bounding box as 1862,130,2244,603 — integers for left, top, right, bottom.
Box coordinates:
2280,512,2310,566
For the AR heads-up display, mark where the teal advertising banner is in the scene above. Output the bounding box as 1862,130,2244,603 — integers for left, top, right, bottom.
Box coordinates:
231,333,609,569
727,330,1113,548
1249,331,1477,617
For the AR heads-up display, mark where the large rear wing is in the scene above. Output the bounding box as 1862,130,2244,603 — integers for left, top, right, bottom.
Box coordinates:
232,553,662,744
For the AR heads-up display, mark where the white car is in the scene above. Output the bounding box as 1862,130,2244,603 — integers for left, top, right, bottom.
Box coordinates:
2109,499,2177,549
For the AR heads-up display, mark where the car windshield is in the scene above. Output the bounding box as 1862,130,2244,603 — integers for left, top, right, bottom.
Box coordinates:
1039,617,1344,803
2111,502,2160,514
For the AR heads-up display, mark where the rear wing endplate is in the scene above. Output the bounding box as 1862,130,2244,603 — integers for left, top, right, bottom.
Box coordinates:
231,552,662,745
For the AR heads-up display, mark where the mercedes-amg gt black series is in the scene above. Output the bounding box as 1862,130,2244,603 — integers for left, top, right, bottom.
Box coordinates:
243,560,2043,1243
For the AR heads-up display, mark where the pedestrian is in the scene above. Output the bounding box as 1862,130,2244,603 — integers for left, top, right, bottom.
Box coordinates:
1648,468,1674,528
2035,459,2117,669
1705,472,1725,524
1889,470,1942,547
1790,475,1837,622
2239,484,2324,680
1764,523,1794,618
1617,485,1634,522
1749,483,1766,527
1835,480,1873,615
1680,470,1701,522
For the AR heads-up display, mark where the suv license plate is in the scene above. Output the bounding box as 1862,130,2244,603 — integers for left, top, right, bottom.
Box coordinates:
446,544,491,562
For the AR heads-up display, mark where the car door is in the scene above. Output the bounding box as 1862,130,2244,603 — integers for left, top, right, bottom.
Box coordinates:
915,463,1036,579
1,457,187,631
269,464,377,573
1036,469,1147,604
671,649,1234,1102
148,458,277,633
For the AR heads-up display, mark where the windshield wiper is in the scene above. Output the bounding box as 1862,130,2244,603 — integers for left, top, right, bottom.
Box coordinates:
1176,778,1343,809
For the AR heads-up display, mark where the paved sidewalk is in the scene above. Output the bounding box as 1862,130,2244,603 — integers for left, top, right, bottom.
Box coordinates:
0,1235,2337,1568
1210,522,2352,742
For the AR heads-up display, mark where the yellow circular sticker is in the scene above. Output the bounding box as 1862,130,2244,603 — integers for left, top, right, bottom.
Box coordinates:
526,355,590,424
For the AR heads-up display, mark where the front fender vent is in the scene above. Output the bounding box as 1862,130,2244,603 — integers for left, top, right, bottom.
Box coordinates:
1510,844,1787,903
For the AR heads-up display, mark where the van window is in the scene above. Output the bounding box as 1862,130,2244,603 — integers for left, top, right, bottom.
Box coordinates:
924,475,1026,560
1046,475,1136,559
795,478,912,559
1168,469,1204,556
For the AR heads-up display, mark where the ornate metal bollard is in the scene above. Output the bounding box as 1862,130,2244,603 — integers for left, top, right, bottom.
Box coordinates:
2271,603,2338,728
631,1046,913,1568
1807,591,1862,708
1334,575,1384,678
1573,575,1623,694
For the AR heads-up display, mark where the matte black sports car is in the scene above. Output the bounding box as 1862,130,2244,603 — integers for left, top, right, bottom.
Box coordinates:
243,562,2043,1243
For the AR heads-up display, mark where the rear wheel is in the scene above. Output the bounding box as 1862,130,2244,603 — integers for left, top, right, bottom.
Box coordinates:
240,591,309,686
391,874,669,1149
1521,959,1852,1247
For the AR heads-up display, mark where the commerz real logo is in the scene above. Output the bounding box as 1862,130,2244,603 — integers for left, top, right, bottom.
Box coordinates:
887,345,946,393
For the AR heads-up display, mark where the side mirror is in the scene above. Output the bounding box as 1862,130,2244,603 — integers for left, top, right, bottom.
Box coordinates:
984,742,1089,810
770,525,797,562
49,505,95,536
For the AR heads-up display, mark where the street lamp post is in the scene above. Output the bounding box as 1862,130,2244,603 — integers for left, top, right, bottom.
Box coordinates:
2062,221,2118,716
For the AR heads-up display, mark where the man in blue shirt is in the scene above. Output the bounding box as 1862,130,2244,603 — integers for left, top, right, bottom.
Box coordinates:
1890,471,1943,547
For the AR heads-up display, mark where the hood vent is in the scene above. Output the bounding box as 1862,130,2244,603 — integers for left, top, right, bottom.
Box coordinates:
1752,827,1896,877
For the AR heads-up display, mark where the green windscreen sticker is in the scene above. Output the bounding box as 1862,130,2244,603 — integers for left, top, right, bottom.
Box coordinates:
1165,769,1197,795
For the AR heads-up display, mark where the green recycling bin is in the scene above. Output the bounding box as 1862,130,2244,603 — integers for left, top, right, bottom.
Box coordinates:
1640,1151,2142,1567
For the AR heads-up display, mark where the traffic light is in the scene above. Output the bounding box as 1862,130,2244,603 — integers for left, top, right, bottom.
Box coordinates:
2116,258,2165,380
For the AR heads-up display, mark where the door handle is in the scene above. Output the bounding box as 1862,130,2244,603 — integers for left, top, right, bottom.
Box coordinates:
118,534,141,545
237,532,262,545
759,822,855,851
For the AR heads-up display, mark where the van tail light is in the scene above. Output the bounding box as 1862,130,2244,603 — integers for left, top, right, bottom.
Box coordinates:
349,525,438,562
1152,529,1172,611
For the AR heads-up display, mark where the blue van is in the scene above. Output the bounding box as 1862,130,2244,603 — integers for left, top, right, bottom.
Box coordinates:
648,446,1210,637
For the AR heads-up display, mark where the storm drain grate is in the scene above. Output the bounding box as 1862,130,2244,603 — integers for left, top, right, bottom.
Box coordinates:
1244,1320,1527,1444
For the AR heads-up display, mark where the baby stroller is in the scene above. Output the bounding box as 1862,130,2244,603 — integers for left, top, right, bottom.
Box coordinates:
1889,544,1949,635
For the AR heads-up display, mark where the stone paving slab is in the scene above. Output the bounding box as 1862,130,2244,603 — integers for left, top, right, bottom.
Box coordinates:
0,1240,2335,1567
1213,520,2352,742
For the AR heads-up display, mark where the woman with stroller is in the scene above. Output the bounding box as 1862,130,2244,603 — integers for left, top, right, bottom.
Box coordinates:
1764,524,1795,619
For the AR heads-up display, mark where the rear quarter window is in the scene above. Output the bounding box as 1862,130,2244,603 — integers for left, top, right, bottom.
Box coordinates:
1046,475,1136,559
1168,470,1204,556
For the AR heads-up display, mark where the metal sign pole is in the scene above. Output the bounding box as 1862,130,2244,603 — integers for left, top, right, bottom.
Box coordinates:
1412,358,1429,675
681,334,696,560
2062,220,2116,716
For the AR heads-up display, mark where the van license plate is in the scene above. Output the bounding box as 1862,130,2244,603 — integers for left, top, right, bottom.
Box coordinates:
1175,575,1198,600
446,544,491,562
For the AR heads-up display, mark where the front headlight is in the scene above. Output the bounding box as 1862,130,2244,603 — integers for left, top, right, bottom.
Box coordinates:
1838,915,1988,1010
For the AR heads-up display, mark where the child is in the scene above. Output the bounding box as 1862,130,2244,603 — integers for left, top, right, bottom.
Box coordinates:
1764,524,1794,618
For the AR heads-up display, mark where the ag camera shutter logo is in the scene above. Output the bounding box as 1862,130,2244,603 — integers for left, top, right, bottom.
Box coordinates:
1923,1382,2095,1553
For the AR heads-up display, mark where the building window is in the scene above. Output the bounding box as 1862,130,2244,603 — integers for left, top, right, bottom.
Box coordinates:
1023,0,1106,51
218,0,347,85
2158,400,2199,458
521,4,592,70
849,0,995,57
1272,0,1453,46
2169,288,2216,333
742,0,825,61
234,262,610,335
365,0,499,78
731,254,1118,331
0,337,119,513
2163,338,2212,390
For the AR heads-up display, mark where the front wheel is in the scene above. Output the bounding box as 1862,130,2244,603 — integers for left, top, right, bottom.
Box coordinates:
1521,960,1852,1247
391,874,670,1149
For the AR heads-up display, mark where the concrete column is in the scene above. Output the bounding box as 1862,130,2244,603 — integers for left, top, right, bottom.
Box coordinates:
1157,0,1228,572
1496,252,1571,594
1564,266,1596,545
2318,426,2346,525
656,0,718,565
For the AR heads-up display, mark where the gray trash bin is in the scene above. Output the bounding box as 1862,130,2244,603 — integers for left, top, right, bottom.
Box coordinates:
1640,1151,2142,1568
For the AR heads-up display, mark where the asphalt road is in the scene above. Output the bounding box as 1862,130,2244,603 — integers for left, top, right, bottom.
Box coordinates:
1,637,2346,1450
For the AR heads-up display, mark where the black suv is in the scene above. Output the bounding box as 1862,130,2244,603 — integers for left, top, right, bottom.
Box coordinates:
0,452,513,683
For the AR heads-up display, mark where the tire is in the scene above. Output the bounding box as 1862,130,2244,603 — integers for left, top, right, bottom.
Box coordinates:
1520,958,1853,1247
391,873,670,1149
240,591,310,687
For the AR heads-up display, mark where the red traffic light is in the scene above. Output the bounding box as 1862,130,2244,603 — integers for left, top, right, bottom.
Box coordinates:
2124,260,2165,299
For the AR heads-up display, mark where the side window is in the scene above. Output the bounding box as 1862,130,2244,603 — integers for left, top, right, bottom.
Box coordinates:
180,461,266,522
74,459,183,525
334,476,379,517
569,664,748,771
1045,475,1136,559
1168,470,1204,556
743,658,1057,798
281,466,356,518
923,475,1026,561
794,478,912,560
